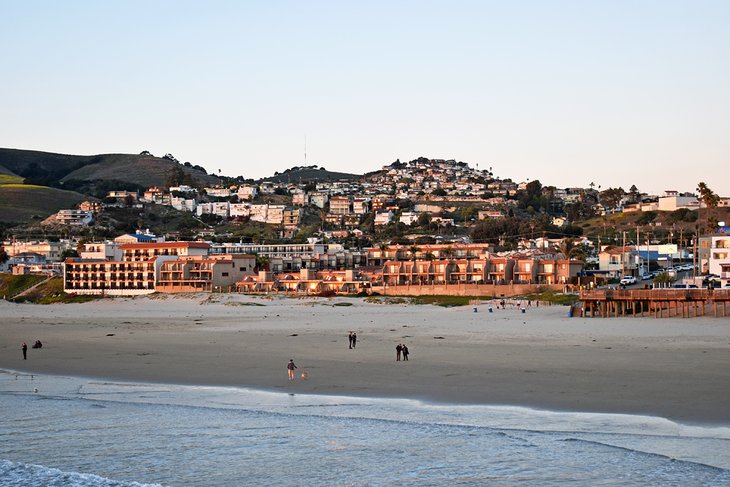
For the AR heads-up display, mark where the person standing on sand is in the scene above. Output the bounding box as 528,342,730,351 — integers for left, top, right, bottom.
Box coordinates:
21,342,27,360
348,332,353,349
352,332,357,349
287,359,298,381
402,344,409,361
396,343,402,361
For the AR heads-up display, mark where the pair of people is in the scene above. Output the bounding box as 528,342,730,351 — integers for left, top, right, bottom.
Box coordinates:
395,343,409,361
348,331,357,349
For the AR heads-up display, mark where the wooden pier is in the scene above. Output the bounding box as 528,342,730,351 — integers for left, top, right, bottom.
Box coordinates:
578,289,730,318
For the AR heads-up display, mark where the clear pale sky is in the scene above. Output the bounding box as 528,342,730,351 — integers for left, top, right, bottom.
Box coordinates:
2,1,728,195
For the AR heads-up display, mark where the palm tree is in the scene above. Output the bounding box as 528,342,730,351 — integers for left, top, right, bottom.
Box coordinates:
558,238,584,261
441,246,454,260
255,255,270,272
696,182,720,234
408,245,421,261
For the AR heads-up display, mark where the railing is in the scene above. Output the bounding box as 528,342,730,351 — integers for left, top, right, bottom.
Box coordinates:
580,289,730,301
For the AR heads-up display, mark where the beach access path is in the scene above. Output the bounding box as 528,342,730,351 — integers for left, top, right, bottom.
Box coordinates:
1,294,728,424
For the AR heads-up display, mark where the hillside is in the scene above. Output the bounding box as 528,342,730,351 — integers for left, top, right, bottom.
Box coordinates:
0,148,220,189
0,184,86,224
262,165,360,183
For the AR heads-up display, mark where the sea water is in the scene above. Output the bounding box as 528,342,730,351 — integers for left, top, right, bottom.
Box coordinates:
1,369,728,486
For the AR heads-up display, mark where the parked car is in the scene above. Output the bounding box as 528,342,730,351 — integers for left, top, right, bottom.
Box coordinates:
641,272,654,280
620,276,637,285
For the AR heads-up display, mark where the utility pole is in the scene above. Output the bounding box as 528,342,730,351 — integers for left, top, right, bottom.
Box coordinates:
621,231,626,277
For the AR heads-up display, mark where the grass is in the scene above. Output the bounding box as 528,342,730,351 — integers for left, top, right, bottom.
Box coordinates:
410,295,488,307
365,295,487,307
0,174,24,184
0,274,48,298
0,185,85,223
519,290,576,306
0,275,99,303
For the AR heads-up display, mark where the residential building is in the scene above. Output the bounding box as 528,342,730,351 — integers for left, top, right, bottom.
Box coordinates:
54,210,94,226
329,196,351,215
156,254,256,293
238,185,258,201
598,246,638,278
708,234,730,280
1,240,71,262
374,211,393,226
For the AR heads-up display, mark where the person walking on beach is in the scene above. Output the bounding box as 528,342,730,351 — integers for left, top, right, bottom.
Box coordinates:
287,359,298,381
348,332,353,349
396,343,402,361
351,332,357,349
21,342,27,360
402,344,409,361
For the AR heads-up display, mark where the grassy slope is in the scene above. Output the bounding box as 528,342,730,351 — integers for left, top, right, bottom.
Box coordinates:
0,274,47,298
0,185,86,223
0,148,220,188
63,154,221,187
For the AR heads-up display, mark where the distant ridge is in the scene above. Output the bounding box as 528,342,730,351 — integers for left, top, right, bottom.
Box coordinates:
261,165,360,184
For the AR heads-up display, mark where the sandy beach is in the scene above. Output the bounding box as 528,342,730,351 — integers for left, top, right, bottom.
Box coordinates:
1,294,728,424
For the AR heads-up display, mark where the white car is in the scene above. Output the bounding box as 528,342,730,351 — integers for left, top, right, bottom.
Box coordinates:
620,276,637,285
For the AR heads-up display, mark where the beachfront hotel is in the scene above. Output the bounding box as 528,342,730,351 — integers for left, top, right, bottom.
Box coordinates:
64,241,255,295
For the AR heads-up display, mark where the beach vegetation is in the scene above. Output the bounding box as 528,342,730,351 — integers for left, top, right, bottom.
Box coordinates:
1,276,99,303
0,273,48,299
521,290,575,306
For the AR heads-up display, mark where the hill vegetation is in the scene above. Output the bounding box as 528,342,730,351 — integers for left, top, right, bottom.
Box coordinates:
0,184,86,224
263,165,360,183
0,148,220,191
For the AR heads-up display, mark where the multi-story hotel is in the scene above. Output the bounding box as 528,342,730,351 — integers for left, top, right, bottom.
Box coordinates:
64,241,254,295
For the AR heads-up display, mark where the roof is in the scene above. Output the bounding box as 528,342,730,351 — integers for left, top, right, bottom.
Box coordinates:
119,241,211,250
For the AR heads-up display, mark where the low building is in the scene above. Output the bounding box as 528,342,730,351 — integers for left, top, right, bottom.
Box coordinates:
156,254,256,293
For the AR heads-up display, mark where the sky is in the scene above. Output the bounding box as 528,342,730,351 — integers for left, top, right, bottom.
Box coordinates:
1,0,728,195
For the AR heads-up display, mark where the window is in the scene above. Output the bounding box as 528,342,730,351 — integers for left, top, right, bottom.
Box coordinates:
240,267,247,271
222,272,229,277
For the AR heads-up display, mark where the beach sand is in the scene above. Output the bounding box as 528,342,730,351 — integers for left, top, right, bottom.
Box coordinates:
1,294,728,424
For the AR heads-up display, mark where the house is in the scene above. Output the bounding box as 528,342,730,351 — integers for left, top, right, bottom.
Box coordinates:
79,200,102,213
374,211,393,226
399,212,419,225
54,210,94,226
598,246,638,278
238,185,258,201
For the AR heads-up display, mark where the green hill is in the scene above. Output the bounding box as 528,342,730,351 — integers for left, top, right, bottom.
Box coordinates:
0,184,86,224
0,148,220,189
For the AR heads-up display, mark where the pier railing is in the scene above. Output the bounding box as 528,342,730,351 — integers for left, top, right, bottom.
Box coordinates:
577,288,729,318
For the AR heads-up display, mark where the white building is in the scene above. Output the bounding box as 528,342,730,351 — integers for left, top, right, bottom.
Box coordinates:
230,203,251,218
205,187,232,198
171,196,197,212
399,212,419,225
237,185,258,201
708,235,730,280
374,211,393,226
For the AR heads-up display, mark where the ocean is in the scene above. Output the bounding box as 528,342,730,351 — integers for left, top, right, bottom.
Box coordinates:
1,369,728,486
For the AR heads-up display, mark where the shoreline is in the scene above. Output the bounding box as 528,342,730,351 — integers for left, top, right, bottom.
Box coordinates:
1,294,728,425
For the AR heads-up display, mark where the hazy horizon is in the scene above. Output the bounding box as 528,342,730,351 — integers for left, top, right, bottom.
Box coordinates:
2,1,728,195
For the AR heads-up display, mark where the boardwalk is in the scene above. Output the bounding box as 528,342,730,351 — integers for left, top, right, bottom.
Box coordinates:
578,288,730,318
